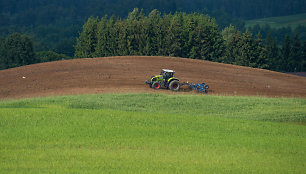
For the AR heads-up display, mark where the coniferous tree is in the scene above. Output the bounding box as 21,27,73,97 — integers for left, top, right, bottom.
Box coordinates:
222,25,241,64
207,19,225,62
126,9,142,55
157,14,171,56
194,24,207,60
165,13,183,57
302,41,306,71
182,14,196,58
74,17,99,58
95,15,109,57
117,19,129,56
189,15,202,59
253,33,268,69
0,37,5,69
0,37,6,70
125,8,147,55
191,14,224,61
107,15,119,56
281,34,291,72
236,30,254,67
265,33,280,71
137,11,147,56
144,9,162,56
290,33,303,72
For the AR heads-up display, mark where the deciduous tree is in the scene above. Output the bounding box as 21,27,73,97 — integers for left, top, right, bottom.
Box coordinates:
1,33,36,69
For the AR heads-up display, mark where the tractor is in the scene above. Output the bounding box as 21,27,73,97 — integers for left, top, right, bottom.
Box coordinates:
145,69,210,93
145,69,180,91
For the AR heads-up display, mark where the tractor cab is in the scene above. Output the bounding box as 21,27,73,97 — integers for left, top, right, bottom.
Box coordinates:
160,69,175,81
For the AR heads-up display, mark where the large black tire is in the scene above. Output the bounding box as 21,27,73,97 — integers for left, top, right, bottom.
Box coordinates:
152,81,161,89
169,80,180,91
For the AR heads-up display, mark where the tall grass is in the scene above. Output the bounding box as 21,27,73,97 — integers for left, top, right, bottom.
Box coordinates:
0,94,305,173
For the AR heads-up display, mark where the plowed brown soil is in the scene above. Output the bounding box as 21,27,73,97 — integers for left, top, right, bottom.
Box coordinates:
1,56,306,99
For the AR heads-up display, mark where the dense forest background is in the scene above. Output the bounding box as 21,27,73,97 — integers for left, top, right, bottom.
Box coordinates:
74,9,305,72
1,0,306,71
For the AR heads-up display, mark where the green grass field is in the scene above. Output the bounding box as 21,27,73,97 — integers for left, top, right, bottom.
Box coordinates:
0,94,305,173
245,13,306,29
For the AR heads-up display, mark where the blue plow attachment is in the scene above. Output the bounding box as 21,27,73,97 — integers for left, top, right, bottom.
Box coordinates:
181,83,209,94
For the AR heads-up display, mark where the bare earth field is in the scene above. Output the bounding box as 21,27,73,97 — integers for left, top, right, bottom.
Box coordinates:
0,56,306,99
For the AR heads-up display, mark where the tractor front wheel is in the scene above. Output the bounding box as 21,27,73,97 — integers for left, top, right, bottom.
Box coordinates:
169,80,180,91
152,81,161,89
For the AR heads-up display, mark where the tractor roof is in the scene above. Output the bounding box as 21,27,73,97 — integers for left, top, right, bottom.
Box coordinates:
162,69,175,73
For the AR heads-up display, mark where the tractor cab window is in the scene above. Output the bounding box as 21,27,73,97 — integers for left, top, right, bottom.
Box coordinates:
163,72,173,80
161,70,174,80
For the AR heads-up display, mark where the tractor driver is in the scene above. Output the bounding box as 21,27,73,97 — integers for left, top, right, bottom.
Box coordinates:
163,71,173,82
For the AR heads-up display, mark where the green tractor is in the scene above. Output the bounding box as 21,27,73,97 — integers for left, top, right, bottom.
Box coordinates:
145,69,180,91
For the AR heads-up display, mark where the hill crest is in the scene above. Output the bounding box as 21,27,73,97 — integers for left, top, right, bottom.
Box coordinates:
1,56,305,99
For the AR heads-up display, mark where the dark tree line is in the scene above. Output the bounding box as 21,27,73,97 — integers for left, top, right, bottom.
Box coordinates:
248,24,306,43
0,33,71,70
1,8,306,72
75,9,224,61
1,0,306,58
0,24,79,57
75,9,306,72
223,26,306,72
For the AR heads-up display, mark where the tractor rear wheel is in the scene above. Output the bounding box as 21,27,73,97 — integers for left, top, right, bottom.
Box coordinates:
152,81,161,89
169,80,180,91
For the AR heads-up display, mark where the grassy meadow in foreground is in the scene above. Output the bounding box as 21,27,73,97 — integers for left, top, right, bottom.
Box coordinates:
0,94,305,173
